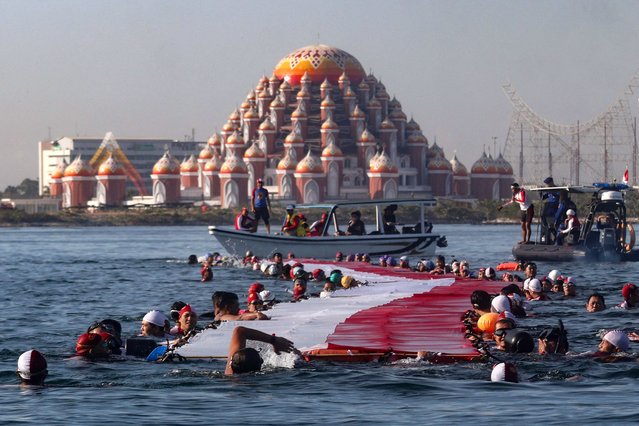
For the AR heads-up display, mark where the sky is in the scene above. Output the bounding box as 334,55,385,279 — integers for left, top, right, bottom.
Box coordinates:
1,0,639,189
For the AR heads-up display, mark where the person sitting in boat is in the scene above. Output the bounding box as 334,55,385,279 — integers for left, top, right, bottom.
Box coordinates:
140,310,171,339
555,209,580,245
586,293,606,312
201,260,213,282
498,182,534,244
345,210,366,236
224,326,298,375
235,207,257,233
17,350,47,386
619,283,639,309
281,205,300,236
296,214,310,237
382,204,399,234
309,212,329,237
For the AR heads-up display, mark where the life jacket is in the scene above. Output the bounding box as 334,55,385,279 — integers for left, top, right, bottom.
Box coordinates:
282,213,300,232
497,261,520,271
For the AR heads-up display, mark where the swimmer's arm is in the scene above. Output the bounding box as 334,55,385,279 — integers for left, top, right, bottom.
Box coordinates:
225,326,297,375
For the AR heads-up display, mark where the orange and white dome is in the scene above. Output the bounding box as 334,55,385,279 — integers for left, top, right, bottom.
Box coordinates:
270,96,285,109
220,151,248,174
203,151,223,172
198,145,214,160
295,150,323,173
64,156,94,177
320,78,332,90
97,154,125,176
207,133,222,147
228,109,241,121
379,118,396,130
321,93,335,108
291,105,307,119
428,153,452,171
243,142,266,159
450,154,468,176
50,160,68,179
471,152,498,174
274,44,366,86
244,106,259,119
359,128,376,143
407,132,428,145
277,149,298,171
369,150,397,173
428,141,444,159
226,130,245,147
152,152,180,175
259,118,275,131
321,117,339,130
494,153,513,175
284,129,304,144
351,105,365,118
222,121,237,132
180,155,199,173
321,138,344,157
406,118,421,132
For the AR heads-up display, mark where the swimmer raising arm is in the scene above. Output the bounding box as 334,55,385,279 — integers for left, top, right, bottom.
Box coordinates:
225,326,298,375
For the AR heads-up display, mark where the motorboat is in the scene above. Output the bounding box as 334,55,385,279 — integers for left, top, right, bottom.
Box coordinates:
209,198,447,259
512,183,639,262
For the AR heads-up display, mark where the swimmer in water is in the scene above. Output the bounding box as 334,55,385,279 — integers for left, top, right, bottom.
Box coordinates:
538,321,569,355
171,305,199,337
493,318,516,351
596,330,631,359
140,310,170,338
224,326,298,375
619,283,638,309
586,293,606,312
17,350,47,386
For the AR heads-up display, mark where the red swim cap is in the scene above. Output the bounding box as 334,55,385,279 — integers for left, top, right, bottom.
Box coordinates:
179,304,196,318
249,282,265,294
76,333,104,356
247,292,259,304
622,283,637,300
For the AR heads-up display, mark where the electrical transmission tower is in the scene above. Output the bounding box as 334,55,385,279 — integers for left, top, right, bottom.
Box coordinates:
502,73,639,186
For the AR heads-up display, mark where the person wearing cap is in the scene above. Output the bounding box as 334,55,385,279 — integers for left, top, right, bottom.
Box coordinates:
140,310,171,338
538,322,569,355
491,362,519,383
170,305,199,337
498,182,534,244
335,251,344,262
292,278,308,301
251,178,272,234
597,330,631,355
619,283,639,309
215,292,269,321
225,326,298,375
540,176,560,244
200,259,213,282
493,318,516,351
235,207,257,233
17,350,47,386
87,319,122,355
345,210,366,236
281,205,300,236
320,280,336,298
76,332,111,358
527,278,551,301
562,277,577,298
586,293,606,312
309,212,329,237
555,208,580,245
398,256,410,269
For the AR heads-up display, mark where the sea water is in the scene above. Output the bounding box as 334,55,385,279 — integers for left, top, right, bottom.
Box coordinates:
1,225,638,424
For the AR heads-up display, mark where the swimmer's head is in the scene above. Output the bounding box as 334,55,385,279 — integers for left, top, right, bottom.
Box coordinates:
231,347,263,374
17,350,47,385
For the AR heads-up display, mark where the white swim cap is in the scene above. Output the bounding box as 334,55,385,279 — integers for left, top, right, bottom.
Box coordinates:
566,209,575,216
491,295,512,314
143,310,168,327
528,278,542,293
491,362,518,383
258,290,274,302
548,270,561,282
260,262,269,273
17,350,47,381
603,330,630,352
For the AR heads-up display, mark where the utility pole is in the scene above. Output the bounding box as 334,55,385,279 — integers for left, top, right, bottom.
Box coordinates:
547,131,552,178
519,123,524,183
576,120,580,185
604,121,608,182
634,117,637,185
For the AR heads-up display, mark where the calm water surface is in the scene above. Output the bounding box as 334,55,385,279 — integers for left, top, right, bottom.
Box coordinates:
1,224,638,424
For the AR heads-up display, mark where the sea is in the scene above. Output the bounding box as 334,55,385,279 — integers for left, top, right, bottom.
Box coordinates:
1,224,639,425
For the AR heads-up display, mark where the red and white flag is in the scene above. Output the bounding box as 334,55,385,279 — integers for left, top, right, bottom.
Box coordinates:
623,166,629,185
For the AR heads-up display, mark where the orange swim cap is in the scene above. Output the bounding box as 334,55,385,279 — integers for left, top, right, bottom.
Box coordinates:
477,313,500,333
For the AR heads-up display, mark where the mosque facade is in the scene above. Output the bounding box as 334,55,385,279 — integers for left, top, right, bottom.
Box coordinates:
51,45,513,208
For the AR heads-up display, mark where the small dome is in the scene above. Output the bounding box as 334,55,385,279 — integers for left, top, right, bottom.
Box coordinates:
359,128,376,143
470,152,498,174
207,133,222,147
495,153,514,175
338,71,350,84
321,138,344,157
97,154,125,176
259,74,269,86
321,117,339,130
351,105,365,118
64,156,94,177
277,149,298,170
229,109,241,121
343,86,356,98
244,142,266,159
379,118,396,130
449,154,468,176
296,150,323,173
244,106,259,119
180,155,199,173
369,150,397,173
50,160,68,179
291,105,307,118
389,108,407,121
204,151,223,172
321,93,335,108
376,84,390,100
222,121,237,132
300,71,312,85
407,132,428,145
259,118,275,131
258,89,271,99
152,152,180,175
367,98,381,108
240,99,251,110
284,129,304,144
389,97,402,110
358,79,370,91
270,95,285,108
198,145,214,160
428,153,452,171
269,74,280,84
365,73,378,87
320,78,332,90
220,151,248,174
255,81,264,92
226,130,245,146
246,90,256,101
406,118,421,132
280,80,291,90
428,141,444,159
296,86,311,99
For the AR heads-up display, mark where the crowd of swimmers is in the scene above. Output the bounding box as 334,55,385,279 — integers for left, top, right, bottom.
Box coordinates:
15,248,639,386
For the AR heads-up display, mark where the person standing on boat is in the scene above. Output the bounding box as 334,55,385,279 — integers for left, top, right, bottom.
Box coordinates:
498,183,534,244
251,178,272,234
540,177,559,244
281,205,300,236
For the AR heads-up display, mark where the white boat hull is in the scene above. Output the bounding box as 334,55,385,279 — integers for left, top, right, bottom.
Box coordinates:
209,226,442,259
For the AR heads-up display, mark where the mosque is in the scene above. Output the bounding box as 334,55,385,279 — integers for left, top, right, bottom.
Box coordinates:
50,44,513,208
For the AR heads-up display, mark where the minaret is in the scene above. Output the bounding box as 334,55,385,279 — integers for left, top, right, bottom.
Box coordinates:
180,155,199,190
320,117,340,148
349,105,365,140
202,150,223,199
367,150,399,200
61,156,95,208
151,152,181,205
294,149,326,204
49,160,67,198
276,148,298,201
96,153,126,206
243,142,267,196
321,137,344,199
218,150,249,208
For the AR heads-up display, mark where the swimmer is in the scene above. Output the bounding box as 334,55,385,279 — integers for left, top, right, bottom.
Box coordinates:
538,321,569,355
171,305,199,337
187,254,198,265
320,280,336,298
597,330,630,355
398,256,410,269
491,362,518,383
470,290,492,317
215,292,268,321
87,319,122,355
586,293,606,312
17,350,47,386
335,251,344,262
76,332,111,358
619,283,638,309
140,310,170,338
224,326,298,375
292,278,308,301
527,278,551,301
493,318,516,351
201,260,213,282
431,255,450,274
562,278,577,298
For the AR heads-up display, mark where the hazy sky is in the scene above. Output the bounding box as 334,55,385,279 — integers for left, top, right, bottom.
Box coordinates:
1,0,638,189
